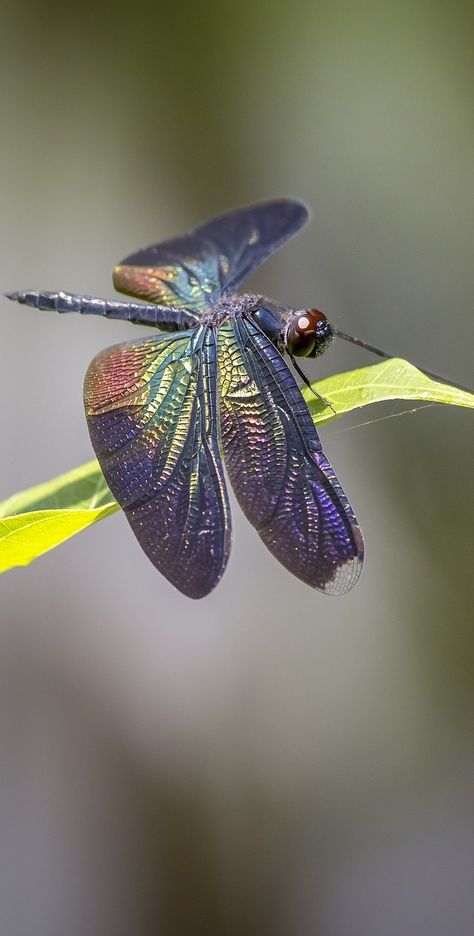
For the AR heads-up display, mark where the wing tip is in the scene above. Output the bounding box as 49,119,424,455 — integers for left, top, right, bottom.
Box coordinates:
319,554,364,597
174,578,223,600
252,196,311,228
148,549,231,600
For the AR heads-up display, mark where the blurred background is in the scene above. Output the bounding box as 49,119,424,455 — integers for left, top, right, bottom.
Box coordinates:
1,1,473,933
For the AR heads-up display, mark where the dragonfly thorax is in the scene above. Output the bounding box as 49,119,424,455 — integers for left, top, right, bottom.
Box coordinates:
206,293,288,350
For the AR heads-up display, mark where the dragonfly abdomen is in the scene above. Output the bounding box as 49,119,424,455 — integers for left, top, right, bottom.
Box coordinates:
4,290,198,331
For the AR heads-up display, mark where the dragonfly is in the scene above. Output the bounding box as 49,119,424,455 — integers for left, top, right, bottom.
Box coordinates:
6,199,381,598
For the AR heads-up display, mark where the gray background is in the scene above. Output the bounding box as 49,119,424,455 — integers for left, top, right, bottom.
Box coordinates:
1,1,473,934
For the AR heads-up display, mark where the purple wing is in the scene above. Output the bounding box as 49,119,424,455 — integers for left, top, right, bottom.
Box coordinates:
84,327,231,598
113,199,309,311
217,315,363,595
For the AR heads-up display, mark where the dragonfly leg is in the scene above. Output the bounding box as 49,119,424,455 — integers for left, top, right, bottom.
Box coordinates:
290,355,337,414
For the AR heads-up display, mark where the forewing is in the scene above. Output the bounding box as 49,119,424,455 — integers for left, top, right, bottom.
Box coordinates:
217,316,363,595
84,327,231,598
113,199,309,311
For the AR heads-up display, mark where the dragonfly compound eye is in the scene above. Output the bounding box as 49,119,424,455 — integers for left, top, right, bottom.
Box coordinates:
286,308,333,358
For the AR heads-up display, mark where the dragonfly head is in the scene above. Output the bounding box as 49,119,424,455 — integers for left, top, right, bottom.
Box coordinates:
286,308,333,358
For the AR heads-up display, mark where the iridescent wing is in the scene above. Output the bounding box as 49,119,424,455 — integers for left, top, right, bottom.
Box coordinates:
84,326,231,598
217,316,364,595
113,199,309,312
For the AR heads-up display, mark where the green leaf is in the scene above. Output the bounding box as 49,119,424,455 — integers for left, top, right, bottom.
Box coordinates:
0,460,118,573
1,357,472,575
304,357,474,425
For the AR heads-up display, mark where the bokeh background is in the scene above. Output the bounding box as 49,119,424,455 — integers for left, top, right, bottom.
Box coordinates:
1,2,473,934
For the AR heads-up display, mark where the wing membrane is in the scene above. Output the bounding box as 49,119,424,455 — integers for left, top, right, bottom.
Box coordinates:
113,199,309,311
84,327,231,598
217,316,363,594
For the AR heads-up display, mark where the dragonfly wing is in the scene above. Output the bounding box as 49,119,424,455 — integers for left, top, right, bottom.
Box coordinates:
113,199,309,311
218,316,363,595
84,327,231,598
